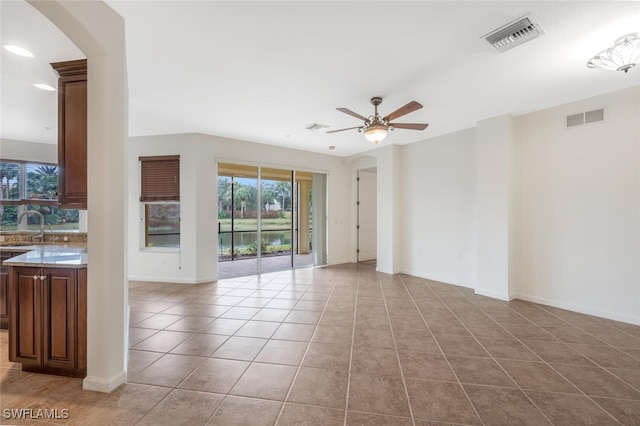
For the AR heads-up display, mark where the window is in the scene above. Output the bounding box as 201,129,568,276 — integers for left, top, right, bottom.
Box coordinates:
139,155,180,248
0,160,80,231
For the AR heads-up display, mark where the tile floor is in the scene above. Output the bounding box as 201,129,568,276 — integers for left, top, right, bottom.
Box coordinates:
2,263,640,425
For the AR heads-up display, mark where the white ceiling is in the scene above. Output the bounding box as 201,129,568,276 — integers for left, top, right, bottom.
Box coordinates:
2,1,640,157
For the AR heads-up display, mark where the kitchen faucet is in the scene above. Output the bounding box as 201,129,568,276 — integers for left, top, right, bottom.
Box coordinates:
17,210,45,242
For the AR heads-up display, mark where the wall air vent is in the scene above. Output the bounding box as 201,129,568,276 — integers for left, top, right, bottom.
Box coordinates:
484,15,544,52
566,108,605,128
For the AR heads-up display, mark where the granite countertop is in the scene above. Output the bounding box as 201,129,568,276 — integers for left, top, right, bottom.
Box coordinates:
2,245,87,269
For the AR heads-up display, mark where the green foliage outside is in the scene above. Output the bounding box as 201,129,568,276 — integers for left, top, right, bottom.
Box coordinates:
218,218,291,231
217,177,292,214
0,162,80,230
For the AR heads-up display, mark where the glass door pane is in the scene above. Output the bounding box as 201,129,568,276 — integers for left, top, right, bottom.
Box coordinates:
294,171,314,268
260,168,293,274
217,176,233,262
218,163,259,278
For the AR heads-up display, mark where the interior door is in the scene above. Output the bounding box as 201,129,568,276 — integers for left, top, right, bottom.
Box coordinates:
358,170,377,262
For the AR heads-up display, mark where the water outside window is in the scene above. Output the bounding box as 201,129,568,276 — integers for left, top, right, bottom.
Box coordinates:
217,163,324,278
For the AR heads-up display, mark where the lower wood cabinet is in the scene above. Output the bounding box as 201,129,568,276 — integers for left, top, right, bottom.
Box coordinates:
0,251,24,330
9,266,87,377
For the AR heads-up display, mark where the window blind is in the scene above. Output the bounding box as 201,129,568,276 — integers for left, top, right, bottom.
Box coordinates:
139,155,180,202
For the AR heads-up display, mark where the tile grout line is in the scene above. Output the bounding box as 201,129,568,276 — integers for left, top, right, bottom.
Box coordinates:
375,273,416,426
397,275,487,425
342,265,361,426
132,276,267,425
154,278,256,425
431,284,571,425
454,286,623,424
474,295,640,409
273,272,342,425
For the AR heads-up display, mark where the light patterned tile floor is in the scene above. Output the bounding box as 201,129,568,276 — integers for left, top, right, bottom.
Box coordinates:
2,263,640,424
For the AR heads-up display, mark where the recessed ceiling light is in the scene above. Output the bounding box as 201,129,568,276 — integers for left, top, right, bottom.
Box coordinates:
3,45,34,57
33,83,56,91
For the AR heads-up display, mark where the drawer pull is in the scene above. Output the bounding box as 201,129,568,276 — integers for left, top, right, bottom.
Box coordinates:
40,275,46,281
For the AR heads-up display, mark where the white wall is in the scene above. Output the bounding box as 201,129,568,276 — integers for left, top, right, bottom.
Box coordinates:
128,133,351,283
398,128,476,287
515,86,640,324
0,139,57,163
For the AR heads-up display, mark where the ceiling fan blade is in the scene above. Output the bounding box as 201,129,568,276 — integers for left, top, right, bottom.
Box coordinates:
391,123,429,130
326,126,362,134
336,108,369,122
383,101,423,122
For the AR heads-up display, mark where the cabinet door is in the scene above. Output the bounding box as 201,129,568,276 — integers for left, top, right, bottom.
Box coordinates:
1,251,23,329
58,76,87,208
42,268,77,371
9,267,42,366
0,265,7,329
52,59,87,209
0,252,10,329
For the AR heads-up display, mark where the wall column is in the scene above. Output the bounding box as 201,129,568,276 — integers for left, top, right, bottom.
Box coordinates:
475,114,517,300
29,0,128,392
375,144,401,274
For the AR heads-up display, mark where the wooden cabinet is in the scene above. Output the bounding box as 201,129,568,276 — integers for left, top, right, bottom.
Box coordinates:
51,59,87,209
9,266,87,377
0,251,24,330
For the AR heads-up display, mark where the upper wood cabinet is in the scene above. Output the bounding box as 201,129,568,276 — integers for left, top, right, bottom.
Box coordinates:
51,59,87,209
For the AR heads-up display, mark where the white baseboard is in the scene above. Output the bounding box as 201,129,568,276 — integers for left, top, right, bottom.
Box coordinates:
127,275,217,284
83,370,126,393
376,266,396,275
512,292,640,326
474,288,513,302
398,268,474,290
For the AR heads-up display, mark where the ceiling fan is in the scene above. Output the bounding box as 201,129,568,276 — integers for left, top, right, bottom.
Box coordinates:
327,97,429,144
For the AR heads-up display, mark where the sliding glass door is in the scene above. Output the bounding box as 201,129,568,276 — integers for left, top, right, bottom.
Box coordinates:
217,163,326,278
218,164,259,276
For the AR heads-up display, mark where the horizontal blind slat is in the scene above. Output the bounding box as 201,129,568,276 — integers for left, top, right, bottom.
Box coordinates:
140,156,180,202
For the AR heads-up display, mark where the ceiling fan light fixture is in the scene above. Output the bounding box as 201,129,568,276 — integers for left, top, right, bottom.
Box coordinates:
587,33,640,73
364,124,388,144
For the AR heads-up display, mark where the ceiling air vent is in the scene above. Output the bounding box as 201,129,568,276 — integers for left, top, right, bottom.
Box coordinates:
305,123,328,132
484,15,544,52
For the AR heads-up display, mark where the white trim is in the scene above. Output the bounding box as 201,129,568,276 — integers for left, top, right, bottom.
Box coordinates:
127,275,217,284
327,258,351,266
474,288,513,302
398,268,475,290
512,292,640,326
83,370,126,393
215,157,330,177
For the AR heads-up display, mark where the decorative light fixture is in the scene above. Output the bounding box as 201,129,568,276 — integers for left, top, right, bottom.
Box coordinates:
364,123,388,144
358,97,392,144
327,96,428,143
3,45,34,57
587,33,640,73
